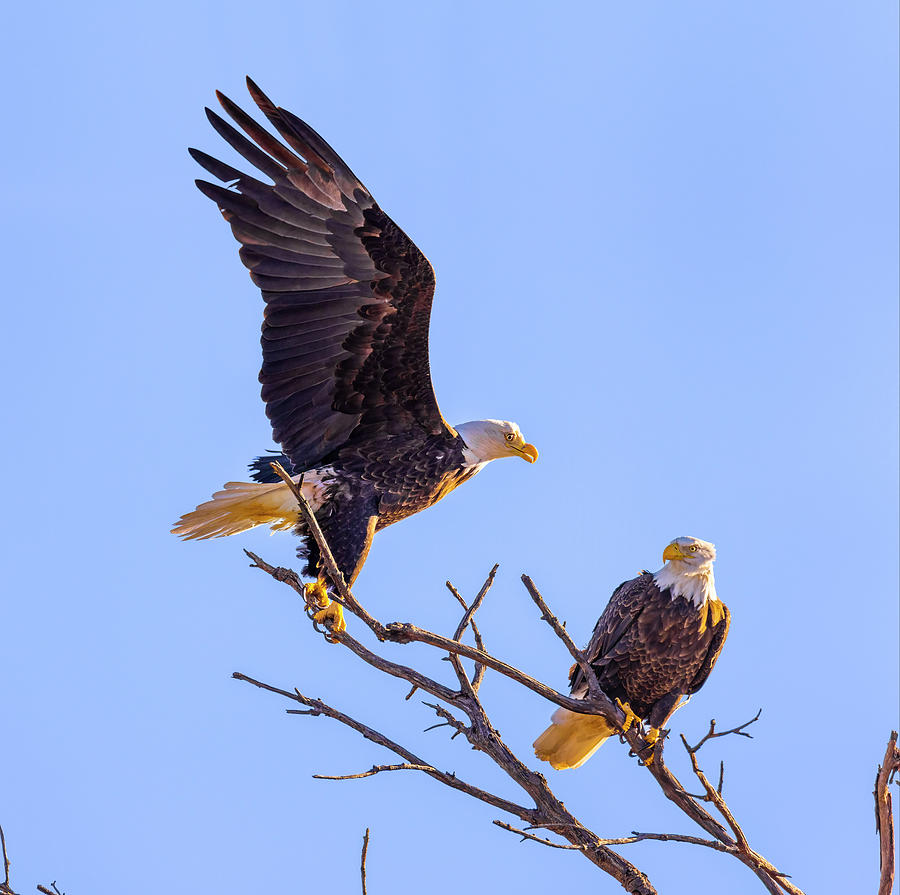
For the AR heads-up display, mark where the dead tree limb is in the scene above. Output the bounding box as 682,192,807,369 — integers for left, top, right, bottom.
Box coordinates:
875,730,900,895
0,826,13,895
239,533,812,895
360,828,370,895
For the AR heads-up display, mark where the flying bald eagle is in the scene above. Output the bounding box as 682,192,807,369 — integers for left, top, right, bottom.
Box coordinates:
172,79,537,632
534,537,729,769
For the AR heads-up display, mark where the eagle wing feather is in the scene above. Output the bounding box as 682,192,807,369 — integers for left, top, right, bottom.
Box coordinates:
191,78,452,472
569,573,652,698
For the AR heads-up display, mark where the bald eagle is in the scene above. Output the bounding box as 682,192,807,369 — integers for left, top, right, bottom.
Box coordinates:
172,80,537,632
534,537,729,770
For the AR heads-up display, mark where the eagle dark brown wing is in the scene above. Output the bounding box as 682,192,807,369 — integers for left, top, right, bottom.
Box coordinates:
569,573,652,698
190,78,453,471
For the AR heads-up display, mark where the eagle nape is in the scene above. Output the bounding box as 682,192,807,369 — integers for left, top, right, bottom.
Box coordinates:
171,79,538,628
534,536,730,770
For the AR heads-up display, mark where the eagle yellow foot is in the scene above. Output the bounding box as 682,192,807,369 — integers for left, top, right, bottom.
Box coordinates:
304,581,346,639
641,727,661,766
312,601,346,636
616,698,642,734
304,580,329,612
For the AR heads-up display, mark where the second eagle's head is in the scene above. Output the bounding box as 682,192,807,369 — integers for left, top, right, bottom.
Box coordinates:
456,419,539,465
662,536,717,568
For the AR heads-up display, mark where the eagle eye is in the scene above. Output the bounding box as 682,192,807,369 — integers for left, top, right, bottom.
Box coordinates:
505,433,515,442
689,545,698,552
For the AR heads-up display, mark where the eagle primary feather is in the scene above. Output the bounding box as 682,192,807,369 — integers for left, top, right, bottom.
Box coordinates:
534,537,729,770
172,80,537,622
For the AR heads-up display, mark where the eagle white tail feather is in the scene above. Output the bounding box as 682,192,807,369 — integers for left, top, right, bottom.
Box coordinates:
532,708,616,770
171,474,327,541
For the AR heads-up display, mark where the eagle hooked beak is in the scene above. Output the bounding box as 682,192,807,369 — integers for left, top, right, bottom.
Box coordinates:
662,543,684,563
518,443,539,464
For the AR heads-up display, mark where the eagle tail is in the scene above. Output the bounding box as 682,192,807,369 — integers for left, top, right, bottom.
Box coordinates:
533,708,616,770
171,475,322,540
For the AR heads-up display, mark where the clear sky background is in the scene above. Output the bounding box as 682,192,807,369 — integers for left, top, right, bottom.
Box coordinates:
2,3,897,894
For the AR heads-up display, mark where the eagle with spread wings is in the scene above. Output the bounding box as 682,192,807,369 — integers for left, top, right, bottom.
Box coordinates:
172,79,537,633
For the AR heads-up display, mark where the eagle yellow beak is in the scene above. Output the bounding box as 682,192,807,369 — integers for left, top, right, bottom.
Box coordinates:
518,443,539,464
662,543,684,563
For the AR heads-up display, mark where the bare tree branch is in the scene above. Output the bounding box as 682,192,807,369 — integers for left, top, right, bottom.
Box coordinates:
875,730,900,895
233,673,536,823
313,764,437,781
521,574,606,703
494,820,590,850
446,580,488,692
686,711,762,753
0,826,13,895
360,828,370,895
446,569,495,695
503,821,735,854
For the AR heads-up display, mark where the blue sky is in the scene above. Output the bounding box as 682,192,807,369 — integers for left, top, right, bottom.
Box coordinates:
2,3,897,893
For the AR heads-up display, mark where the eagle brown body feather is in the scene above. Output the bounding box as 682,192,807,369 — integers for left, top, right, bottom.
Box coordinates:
535,572,729,769
573,572,730,726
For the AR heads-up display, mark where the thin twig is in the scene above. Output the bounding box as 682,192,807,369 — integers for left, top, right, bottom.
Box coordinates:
446,570,496,695
423,702,469,740
520,575,606,704
313,764,437,781
360,828,370,895
618,831,733,852
686,710,762,753
494,820,590,850
681,734,750,853
452,566,498,641
446,580,488,692
0,826,10,891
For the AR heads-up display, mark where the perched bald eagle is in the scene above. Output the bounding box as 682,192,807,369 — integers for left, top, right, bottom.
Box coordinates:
172,80,537,632
534,537,729,770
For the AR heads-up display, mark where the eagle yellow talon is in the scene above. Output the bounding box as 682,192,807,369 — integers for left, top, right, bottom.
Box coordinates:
640,727,661,765
312,600,346,635
304,580,329,610
303,580,345,639
616,698,642,734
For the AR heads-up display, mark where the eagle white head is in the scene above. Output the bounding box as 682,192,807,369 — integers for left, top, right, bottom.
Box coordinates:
455,419,539,466
654,536,718,607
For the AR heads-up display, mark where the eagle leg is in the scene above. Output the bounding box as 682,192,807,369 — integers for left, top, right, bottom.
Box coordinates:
304,580,346,641
615,698,642,734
